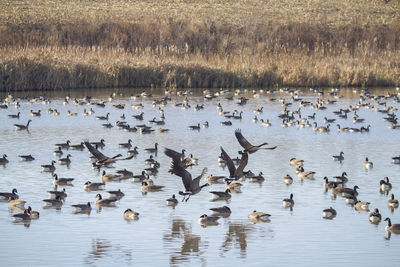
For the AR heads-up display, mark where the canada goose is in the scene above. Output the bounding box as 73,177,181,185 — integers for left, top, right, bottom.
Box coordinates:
235,129,277,153
345,195,358,205
27,206,39,219
209,206,231,217
220,147,248,181
221,120,232,126
84,181,105,191
260,119,271,127
188,123,201,130
132,112,144,120
248,210,271,222
72,202,92,213
12,209,31,222
8,112,20,119
107,189,125,199
354,201,370,211
102,123,113,128
41,160,56,172
363,157,373,169
283,174,293,185
124,209,139,220
67,110,77,116
30,110,41,117
297,167,315,180
18,154,35,161
127,146,139,156
324,117,336,124
254,107,263,114
145,155,155,165
85,141,127,165
392,156,400,164
0,188,18,200
141,181,164,192
249,172,265,182
198,214,220,225
9,197,26,209
70,142,85,150
282,193,294,208
55,140,70,149
53,147,63,156
95,194,118,206
166,194,179,206
318,124,330,133
380,177,392,192
58,154,72,165
132,171,149,182
119,139,132,149
384,218,400,234
90,139,106,148
47,188,67,199
333,172,348,183
101,170,121,182
14,119,32,130
205,174,226,184
332,152,344,161
144,143,158,154
387,194,399,209
116,169,133,179
225,179,242,191
252,116,258,123
96,112,110,120
336,124,348,132
289,158,304,166
53,174,74,186
323,177,343,189
322,207,337,219
0,154,9,164
43,196,63,207
338,185,359,198
132,103,144,109
210,189,231,200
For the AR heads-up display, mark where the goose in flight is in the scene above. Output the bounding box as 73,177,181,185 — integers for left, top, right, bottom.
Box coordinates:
234,129,277,154
220,146,248,181
84,141,132,166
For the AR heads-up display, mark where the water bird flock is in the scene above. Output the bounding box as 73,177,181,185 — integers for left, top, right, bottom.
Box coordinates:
0,87,399,241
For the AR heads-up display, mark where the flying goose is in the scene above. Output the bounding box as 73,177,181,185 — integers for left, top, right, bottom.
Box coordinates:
124,209,139,220
220,147,248,181
234,129,277,153
198,214,220,225
14,119,32,130
18,154,35,161
384,218,400,234
84,141,128,165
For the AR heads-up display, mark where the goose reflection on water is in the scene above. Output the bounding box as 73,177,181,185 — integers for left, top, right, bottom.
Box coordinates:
84,238,132,266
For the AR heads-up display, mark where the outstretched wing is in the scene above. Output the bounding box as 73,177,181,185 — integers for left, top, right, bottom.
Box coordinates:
220,146,236,177
164,148,183,165
170,160,192,191
235,129,255,151
234,152,248,177
191,168,208,190
84,141,107,161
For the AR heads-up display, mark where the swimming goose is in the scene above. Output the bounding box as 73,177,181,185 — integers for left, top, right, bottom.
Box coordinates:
47,188,67,199
30,110,41,117
27,206,40,219
70,142,85,150
144,143,158,154
188,123,201,130
322,207,337,219
53,147,64,157
338,185,359,198
14,119,32,130
18,154,35,161
297,167,315,180
55,140,70,149
392,156,400,164
210,189,231,200
141,181,165,192
209,206,231,216
72,202,92,212
260,119,271,127
84,181,105,191
131,171,149,182
336,124,348,132
0,188,18,200
248,210,271,222
90,139,106,148
67,110,77,116
205,174,227,184
333,172,348,183
249,172,265,182
9,197,26,209
225,179,242,191
384,218,400,235
198,214,220,225
12,210,31,222
354,201,370,211
41,160,56,172
332,152,344,161
166,194,179,206
235,129,277,153
282,174,293,185
282,193,295,208
119,139,132,149
101,170,121,182
387,194,399,209
107,189,125,199
58,154,72,165
124,209,139,220
0,154,9,164
43,196,63,207
116,169,133,179
380,177,392,192
8,112,20,119
289,158,304,166
323,177,343,189
363,157,373,169
96,113,110,120
324,117,336,124
95,194,118,206
220,147,248,181
368,209,381,224
132,112,144,120
53,174,74,186
127,146,139,156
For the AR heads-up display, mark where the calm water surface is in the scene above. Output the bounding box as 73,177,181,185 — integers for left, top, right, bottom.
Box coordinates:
0,87,400,266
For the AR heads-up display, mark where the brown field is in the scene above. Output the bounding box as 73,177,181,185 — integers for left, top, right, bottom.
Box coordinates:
0,0,399,90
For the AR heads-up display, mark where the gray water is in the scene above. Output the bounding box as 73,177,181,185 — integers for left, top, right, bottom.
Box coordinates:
0,87,399,266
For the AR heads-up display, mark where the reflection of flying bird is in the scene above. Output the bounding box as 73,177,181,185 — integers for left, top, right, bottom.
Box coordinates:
234,129,277,154
84,141,133,166
220,146,248,180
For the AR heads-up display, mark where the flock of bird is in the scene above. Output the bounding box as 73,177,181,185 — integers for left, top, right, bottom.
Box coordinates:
1,86,400,238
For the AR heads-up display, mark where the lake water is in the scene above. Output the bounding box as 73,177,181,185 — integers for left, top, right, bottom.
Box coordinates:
0,87,399,266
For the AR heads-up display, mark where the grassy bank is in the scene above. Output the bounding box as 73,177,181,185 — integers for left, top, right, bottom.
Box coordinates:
0,0,400,91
